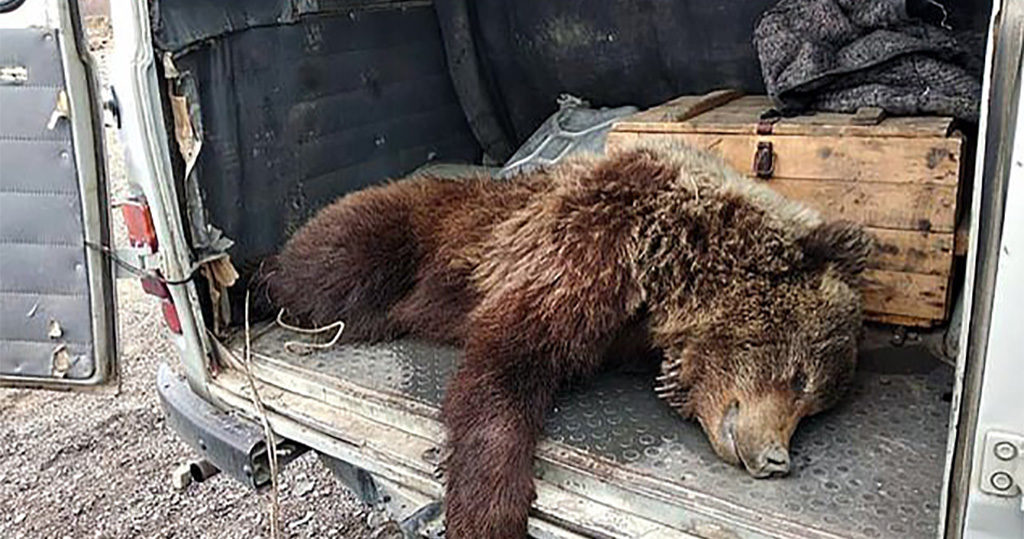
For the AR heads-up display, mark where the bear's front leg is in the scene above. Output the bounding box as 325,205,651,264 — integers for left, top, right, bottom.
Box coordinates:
440,287,637,536
441,350,556,538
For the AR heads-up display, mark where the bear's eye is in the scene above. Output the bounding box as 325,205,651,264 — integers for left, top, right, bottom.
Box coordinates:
791,372,807,394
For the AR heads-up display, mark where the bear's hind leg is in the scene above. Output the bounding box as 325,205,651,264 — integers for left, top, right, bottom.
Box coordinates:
266,188,421,342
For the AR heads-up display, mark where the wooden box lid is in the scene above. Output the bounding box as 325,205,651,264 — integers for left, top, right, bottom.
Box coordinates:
608,91,963,227
613,90,956,139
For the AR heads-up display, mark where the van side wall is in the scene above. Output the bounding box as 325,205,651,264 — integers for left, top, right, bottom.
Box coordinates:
158,2,482,268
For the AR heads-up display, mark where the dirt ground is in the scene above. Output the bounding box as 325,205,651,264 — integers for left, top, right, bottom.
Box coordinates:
0,18,373,539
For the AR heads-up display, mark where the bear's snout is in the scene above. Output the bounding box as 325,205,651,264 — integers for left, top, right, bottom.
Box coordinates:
746,442,791,478
706,390,803,479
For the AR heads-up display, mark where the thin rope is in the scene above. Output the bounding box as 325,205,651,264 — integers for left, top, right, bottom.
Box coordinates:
275,309,345,355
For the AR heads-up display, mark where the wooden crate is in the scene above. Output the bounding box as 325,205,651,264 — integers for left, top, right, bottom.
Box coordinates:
607,90,966,327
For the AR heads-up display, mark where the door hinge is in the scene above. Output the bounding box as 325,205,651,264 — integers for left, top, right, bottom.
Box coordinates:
101,86,121,129
979,431,1024,511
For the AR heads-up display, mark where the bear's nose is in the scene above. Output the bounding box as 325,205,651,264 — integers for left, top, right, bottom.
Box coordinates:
751,444,791,478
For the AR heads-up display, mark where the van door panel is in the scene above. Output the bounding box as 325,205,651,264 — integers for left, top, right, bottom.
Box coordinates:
0,1,116,388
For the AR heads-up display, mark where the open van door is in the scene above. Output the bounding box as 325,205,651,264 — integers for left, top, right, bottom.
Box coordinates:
943,0,1024,536
0,0,117,390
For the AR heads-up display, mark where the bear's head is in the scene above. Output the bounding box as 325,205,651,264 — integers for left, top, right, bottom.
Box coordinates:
655,220,873,478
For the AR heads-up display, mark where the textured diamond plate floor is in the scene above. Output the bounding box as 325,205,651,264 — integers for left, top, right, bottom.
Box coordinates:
240,325,952,538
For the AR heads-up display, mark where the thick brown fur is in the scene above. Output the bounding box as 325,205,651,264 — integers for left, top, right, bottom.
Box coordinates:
262,141,873,538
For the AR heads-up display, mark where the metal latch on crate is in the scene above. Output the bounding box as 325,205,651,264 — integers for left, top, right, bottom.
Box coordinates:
753,109,780,179
979,431,1024,511
753,142,775,179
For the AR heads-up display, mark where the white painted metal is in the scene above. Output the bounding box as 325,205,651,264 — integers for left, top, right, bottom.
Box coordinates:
0,0,54,29
940,1,1023,536
108,0,212,396
960,58,1024,538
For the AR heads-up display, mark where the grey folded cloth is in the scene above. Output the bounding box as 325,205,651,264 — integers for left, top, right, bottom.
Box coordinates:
753,0,983,122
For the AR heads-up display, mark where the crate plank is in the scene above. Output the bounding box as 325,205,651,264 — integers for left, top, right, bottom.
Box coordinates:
866,312,939,328
766,179,957,232
862,269,949,321
613,95,955,138
606,131,963,185
865,228,954,275
623,90,744,124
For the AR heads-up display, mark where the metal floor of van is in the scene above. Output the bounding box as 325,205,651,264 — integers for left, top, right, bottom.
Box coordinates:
238,325,953,538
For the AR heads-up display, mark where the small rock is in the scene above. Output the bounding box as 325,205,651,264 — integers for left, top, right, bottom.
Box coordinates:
295,479,315,497
14,513,26,524
171,463,193,490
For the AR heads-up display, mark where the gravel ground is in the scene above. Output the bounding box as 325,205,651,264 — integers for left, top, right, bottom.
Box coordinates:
0,18,372,539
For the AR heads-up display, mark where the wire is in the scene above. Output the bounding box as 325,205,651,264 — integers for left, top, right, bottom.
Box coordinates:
242,292,281,539
84,240,196,285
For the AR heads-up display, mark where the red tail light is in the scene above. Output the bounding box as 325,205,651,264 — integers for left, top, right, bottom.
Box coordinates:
120,197,158,252
140,275,169,298
145,276,182,334
118,197,182,334
161,300,183,334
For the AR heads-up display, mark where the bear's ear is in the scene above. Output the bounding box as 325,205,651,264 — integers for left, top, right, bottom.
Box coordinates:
798,221,874,279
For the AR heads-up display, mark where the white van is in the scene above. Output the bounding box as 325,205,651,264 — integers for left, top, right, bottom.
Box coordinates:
1,0,1021,536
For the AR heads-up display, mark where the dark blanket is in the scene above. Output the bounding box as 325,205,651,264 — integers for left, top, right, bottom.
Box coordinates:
753,0,983,121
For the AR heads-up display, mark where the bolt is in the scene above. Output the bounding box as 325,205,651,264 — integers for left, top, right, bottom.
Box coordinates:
421,446,441,464
891,326,907,346
990,471,1014,491
994,441,1018,461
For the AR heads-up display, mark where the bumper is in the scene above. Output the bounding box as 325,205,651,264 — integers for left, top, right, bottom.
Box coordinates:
156,363,306,488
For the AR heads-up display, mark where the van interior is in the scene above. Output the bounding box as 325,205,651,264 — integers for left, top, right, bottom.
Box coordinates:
150,1,996,536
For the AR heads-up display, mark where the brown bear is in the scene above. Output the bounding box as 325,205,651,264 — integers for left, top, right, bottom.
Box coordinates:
262,141,872,538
